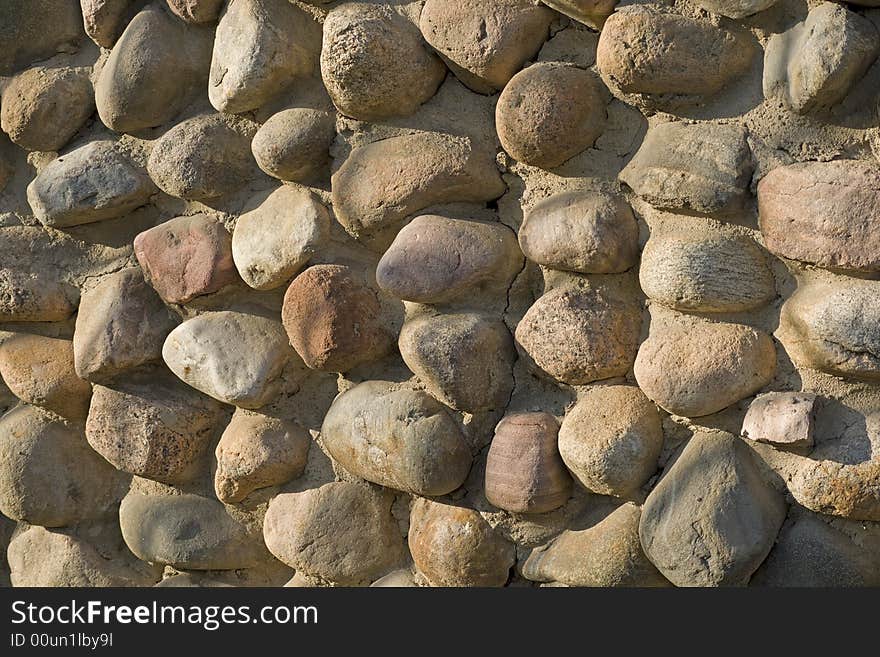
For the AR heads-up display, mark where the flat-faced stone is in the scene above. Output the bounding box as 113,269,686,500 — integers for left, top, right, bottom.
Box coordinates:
251,109,336,183
81,0,135,48
540,0,616,29
741,392,817,450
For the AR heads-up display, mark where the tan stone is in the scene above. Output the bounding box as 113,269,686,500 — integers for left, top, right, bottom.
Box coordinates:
741,392,816,450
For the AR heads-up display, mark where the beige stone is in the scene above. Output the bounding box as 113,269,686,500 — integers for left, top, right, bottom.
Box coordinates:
741,392,817,450
251,109,336,183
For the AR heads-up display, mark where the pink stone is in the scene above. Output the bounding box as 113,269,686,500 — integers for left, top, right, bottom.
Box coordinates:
742,391,817,450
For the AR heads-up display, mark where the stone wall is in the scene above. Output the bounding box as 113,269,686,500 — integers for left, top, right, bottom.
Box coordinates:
1,0,880,588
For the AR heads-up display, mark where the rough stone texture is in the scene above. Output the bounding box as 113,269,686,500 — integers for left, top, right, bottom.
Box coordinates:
789,456,880,521
167,0,225,24
0,0,83,75
692,0,778,19
540,0,616,30
81,0,135,47
742,392,817,450
251,109,336,183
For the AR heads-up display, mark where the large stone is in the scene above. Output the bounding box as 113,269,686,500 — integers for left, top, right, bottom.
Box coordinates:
758,160,880,272
95,5,213,133
0,0,83,75
263,482,405,585
167,0,225,23
789,458,880,521
134,214,239,304
419,0,553,94
741,392,817,450
692,0,778,18
619,122,754,216
634,311,776,417
639,231,775,313
73,268,179,383
558,385,664,497
251,109,336,183
376,215,522,303
27,141,155,228
163,311,292,408
331,132,506,239
232,186,330,291
1,65,94,152
515,286,641,386
540,0,616,30
321,3,446,121
639,431,787,586
409,499,515,587
282,265,393,373
209,0,319,114
320,381,472,496
398,313,515,412
81,0,135,48
518,191,638,274
764,3,878,114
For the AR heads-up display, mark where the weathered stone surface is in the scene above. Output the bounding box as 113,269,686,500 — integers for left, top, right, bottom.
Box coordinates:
163,311,292,408
87,371,224,483
399,313,515,412
540,0,616,29
376,215,522,303
120,492,268,569
496,63,606,169
27,141,154,228
419,0,553,94
758,160,880,272
134,214,239,304
640,431,787,586
264,482,405,585
518,191,638,274
634,311,776,417
370,569,417,587
523,503,670,587
620,122,754,215
558,385,663,497
74,268,179,383
742,392,816,450
320,381,472,496
232,186,330,291
692,0,778,18
251,108,336,183
214,409,311,504
147,114,257,200
1,65,94,152
209,0,319,114
789,456,880,521
485,412,572,514
81,0,134,47
0,404,121,527
331,132,506,239
639,231,775,313
515,287,641,386
764,3,878,114
282,265,393,372
95,5,213,133
321,3,445,121
409,499,515,587
0,334,91,419
0,0,83,75
167,0,224,23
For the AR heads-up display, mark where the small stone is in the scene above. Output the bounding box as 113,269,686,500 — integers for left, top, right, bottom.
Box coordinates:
419,0,553,94
0,268,76,322
320,381,472,496
485,412,572,514
166,0,224,23
619,122,754,216
81,0,134,48
398,313,515,412
558,385,663,497
214,408,311,504
758,160,880,272
496,63,606,169
634,310,776,417
692,0,778,18
232,186,330,291
742,392,817,450
209,0,319,114
321,3,446,121
370,569,417,588
264,482,406,585
639,230,775,313
0,334,91,419
27,141,155,228
95,5,213,133
282,265,393,373
163,311,292,408
120,492,269,569
376,215,522,304
134,214,239,304
1,65,94,152
639,431,787,586
515,286,641,386
518,190,638,274
523,503,670,587
0,0,83,75
251,108,335,183
331,132,506,239
86,370,224,483
147,114,257,201
73,268,179,383
409,498,515,587
539,0,616,29
764,3,878,114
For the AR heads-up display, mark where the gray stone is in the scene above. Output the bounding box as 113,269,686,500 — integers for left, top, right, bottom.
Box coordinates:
0,0,83,75
691,0,778,19
81,0,135,48
251,108,336,183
